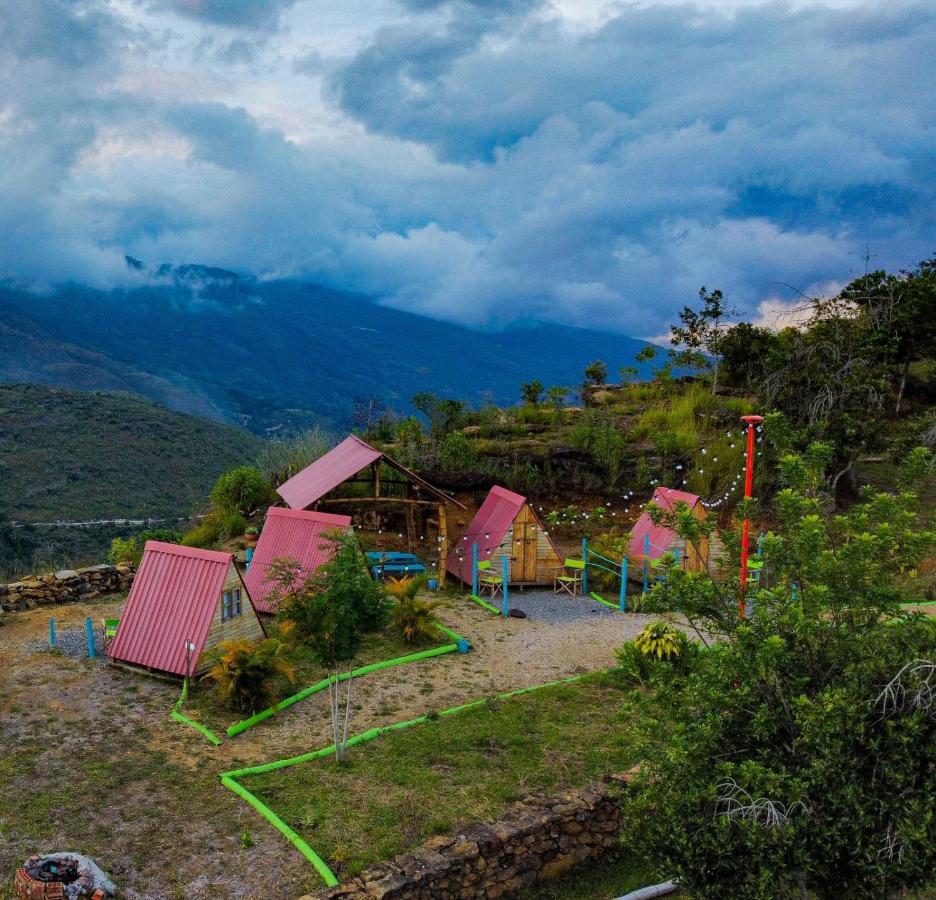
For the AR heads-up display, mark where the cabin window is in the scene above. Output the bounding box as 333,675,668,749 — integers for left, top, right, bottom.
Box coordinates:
223,589,242,621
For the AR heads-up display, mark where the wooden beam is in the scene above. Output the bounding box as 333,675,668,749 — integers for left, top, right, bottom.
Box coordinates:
316,497,439,507
438,501,448,586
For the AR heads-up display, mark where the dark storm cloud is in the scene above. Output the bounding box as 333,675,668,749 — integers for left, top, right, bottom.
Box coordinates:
148,0,300,30
0,0,933,335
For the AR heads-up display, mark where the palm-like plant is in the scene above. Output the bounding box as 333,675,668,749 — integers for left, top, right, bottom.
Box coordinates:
634,621,683,660
392,595,442,643
203,638,297,712
384,574,427,602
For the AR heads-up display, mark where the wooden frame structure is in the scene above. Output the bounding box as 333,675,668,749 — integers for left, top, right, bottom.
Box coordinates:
276,435,464,584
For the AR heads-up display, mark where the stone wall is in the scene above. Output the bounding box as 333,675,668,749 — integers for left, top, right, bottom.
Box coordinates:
0,564,135,613
308,781,624,900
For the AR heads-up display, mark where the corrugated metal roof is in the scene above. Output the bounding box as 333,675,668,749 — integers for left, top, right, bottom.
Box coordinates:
245,507,352,614
276,434,463,510
109,541,251,677
447,485,558,581
628,486,701,560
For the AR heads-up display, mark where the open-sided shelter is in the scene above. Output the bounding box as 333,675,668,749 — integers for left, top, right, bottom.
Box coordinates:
628,486,711,574
276,434,464,583
108,541,265,678
447,485,563,586
244,507,352,617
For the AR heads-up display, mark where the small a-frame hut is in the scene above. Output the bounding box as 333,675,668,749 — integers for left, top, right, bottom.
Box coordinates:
276,434,464,583
628,487,711,574
447,486,563,586
244,507,352,617
108,541,265,678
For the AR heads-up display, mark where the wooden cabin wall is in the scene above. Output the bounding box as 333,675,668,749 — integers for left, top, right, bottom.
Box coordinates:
199,563,265,673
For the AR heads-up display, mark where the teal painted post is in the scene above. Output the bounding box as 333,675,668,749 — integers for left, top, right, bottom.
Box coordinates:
501,555,509,618
49,617,56,647
643,534,650,594
245,546,254,571
472,543,479,597
85,616,96,659
619,558,627,611
674,546,681,570
581,538,588,595
791,582,800,602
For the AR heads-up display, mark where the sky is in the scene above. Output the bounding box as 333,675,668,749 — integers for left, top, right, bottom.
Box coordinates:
0,0,933,339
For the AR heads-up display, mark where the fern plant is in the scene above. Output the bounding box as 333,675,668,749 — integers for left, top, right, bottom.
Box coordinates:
203,638,296,712
392,595,442,643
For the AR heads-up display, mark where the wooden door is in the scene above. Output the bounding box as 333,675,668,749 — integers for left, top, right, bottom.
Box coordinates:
511,511,538,582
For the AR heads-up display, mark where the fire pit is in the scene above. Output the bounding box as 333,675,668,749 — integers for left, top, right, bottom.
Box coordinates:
14,854,115,900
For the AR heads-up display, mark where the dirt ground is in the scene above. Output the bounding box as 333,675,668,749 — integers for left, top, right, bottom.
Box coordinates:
0,594,666,899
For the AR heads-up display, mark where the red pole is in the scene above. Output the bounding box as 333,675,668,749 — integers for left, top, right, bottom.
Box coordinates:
738,414,764,617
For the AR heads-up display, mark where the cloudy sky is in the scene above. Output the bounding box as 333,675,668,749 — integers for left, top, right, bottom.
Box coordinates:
1,0,933,338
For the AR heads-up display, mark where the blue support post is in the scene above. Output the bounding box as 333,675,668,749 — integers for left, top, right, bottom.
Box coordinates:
619,558,627,611
245,546,254,571
791,582,800,602
501,554,510,618
472,543,479,597
643,534,650,594
674,546,681,571
49,617,56,647
581,537,588,595
85,616,96,659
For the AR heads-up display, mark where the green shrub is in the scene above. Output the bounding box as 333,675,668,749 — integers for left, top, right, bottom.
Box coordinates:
209,465,274,518
180,521,220,548
108,536,142,567
437,432,477,472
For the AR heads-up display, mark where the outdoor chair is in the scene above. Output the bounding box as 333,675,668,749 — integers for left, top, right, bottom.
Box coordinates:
101,618,119,654
554,558,584,596
477,560,504,598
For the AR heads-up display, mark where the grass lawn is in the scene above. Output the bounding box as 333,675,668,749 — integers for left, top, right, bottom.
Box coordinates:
182,623,453,736
239,673,651,879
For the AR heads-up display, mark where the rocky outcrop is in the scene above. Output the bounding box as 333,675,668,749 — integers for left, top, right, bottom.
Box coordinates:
0,564,134,613
308,781,624,900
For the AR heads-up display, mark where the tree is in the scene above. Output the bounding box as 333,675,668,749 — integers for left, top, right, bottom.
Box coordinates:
437,431,476,473
718,322,779,391
277,534,389,759
412,392,466,443
626,448,936,898
841,256,936,413
203,638,296,713
210,466,274,519
584,359,608,386
619,365,639,384
520,379,544,405
670,286,732,393
546,385,568,409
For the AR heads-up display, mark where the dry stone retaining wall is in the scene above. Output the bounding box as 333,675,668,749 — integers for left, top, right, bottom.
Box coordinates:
0,564,134,614
309,781,624,900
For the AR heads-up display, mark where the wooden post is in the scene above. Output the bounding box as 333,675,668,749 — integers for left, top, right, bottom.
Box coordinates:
373,461,381,498
437,502,447,587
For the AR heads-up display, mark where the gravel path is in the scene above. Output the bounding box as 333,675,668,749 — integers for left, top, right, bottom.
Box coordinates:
503,589,617,623
25,627,102,661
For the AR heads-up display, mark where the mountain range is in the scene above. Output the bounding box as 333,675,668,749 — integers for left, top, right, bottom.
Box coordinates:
0,265,653,434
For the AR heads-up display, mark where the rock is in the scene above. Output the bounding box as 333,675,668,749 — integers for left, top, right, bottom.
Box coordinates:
507,608,527,619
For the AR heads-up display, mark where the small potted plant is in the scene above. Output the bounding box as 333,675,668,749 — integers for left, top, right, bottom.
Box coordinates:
243,525,259,544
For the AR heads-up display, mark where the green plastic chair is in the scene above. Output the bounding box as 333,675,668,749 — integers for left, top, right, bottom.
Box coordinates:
102,618,119,652
477,560,504,598
554,558,584,596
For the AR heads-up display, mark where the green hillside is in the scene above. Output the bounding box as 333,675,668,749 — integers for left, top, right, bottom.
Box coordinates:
0,383,264,577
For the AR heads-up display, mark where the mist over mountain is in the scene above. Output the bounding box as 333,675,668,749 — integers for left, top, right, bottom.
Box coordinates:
0,264,654,433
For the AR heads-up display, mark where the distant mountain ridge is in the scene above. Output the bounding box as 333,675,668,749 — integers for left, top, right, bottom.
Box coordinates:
0,265,655,433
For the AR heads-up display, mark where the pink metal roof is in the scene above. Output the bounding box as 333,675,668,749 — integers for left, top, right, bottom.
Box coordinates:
447,485,558,582
109,541,256,677
276,434,462,510
245,507,352,614
628,486,701,560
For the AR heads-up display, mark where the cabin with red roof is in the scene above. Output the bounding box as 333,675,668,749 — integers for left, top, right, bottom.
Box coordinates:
276,434,464,584
108,541,265,678
244,507,352,618
628,486,714,574
447,486,563,586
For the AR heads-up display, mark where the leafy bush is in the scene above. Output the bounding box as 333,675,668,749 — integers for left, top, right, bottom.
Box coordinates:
626,447,936,899
437,432,477,472
202,638,296,712
633,621,683,659
278,532,389,665
180,521,219,548
209,465,274,518
108,536,142,567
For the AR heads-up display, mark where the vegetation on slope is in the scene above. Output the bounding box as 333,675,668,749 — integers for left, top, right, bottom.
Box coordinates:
0,382,263,577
